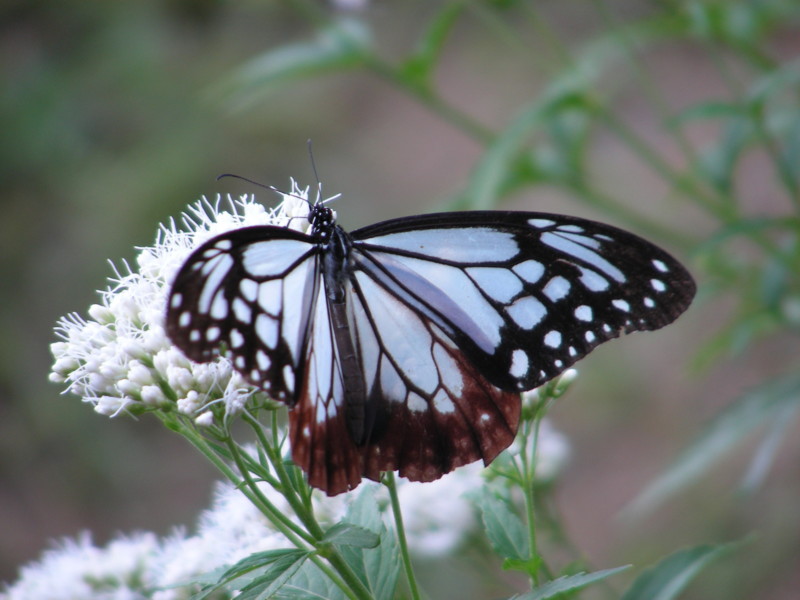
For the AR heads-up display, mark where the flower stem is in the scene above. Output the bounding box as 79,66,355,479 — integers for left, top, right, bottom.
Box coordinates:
384,471,422,600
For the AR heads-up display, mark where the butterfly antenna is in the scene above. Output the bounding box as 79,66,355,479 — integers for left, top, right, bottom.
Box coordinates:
217,173,281,195
305,140,342,206
217,173,314,207
307,139,324,206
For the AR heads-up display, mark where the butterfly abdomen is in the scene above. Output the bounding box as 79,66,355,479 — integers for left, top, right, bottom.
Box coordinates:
321,226,368,444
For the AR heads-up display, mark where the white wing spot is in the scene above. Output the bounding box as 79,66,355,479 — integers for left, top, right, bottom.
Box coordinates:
554,359,563,368
574,305,593,322
612,299,631,312
578,267,609,292
568,346,577,357
283,365,295,394
508,296,547,329
235,355,246,369
513,259,545,284
544,330,562,348
433,344,463,396
467,267,523,303
178,311,191,327
585,330,596,343
242,239,312,277
210,291,228,319
408,392,428,413
170,293,183,308
651,279,667,292
302,426,310,438
558,224,584,233
190,330,200,342
206,326,220,342
239,279,258,302
256,350,271,371
198,254,234,310
230,329,245,348
541,232,625,281
602,323,613,333
214,239,233,250
232,297,252,323
510,349,529,379
433,390,455,414
644,297,656,308
256,314,279,350
529,218,555,228
257,279,283,316
480,413,490,422
368,228,519,262
543,276,570,301
652,259,669,273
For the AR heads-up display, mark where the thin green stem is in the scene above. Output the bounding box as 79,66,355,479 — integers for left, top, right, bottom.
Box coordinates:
364,57,494,145
224,433,316,545
599,107,732,219
384,472,422,600
238,413,375,600
591,1,702,171
517,418,540,587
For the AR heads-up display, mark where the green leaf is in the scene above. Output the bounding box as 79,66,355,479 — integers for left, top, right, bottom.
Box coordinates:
623,372,800,519
275,562,348,600
621,543,741,600
220,18,370,105
322,522,380,549
512,566,631,600
238,552,309,600
401,2,465,85
191,549,309,600
336,487,400,600
471,488,529,561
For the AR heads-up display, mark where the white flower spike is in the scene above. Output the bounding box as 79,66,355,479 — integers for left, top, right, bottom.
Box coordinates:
50,190,311,423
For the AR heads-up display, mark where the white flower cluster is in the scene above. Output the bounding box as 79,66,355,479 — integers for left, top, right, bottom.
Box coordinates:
1,435,572,600
49,184,316,424
0,478,347,600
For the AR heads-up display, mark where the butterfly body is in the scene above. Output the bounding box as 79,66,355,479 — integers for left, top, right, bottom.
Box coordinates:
167,203,695,494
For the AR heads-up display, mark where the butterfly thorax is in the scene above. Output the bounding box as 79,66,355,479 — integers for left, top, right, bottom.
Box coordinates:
309,203,336,240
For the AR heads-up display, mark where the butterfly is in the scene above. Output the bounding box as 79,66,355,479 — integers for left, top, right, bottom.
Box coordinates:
166,197,695,495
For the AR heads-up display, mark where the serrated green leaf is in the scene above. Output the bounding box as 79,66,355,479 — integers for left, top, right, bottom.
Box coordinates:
191,549,309,600
512,565,631,600
238,552,309,600
623,372,800,519
620,543,741,600
275,562,348,600
336,487,400,600
471,488,529,561
322,522,380,549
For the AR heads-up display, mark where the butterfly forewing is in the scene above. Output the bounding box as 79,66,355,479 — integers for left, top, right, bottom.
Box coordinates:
167,226,321,403
352,211,696,392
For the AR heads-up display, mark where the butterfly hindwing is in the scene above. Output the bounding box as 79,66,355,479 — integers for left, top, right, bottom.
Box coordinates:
288,260,520,494
352,211,696,392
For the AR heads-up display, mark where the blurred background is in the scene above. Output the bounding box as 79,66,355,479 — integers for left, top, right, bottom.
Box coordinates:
2,1,800,598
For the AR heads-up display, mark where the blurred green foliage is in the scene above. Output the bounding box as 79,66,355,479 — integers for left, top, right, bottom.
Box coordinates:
2,1,800,598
